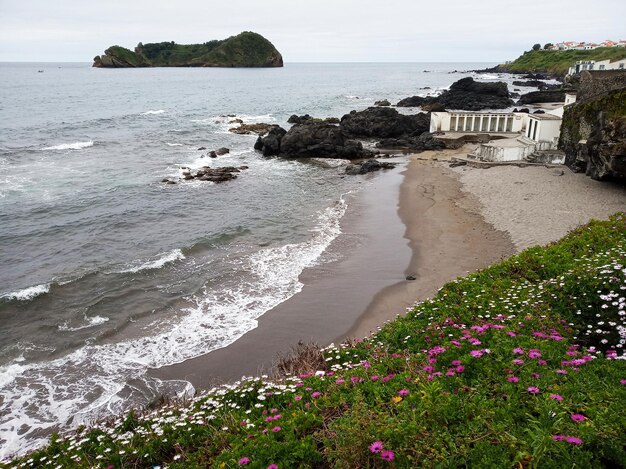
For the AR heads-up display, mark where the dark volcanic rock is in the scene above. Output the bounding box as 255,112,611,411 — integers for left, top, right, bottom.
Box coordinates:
340,107,430,139
396,96,427,107
374,99,391,107
181,166,245,183
254,126,287,156
518,90,565,104
376,132,446,152
512,80,549,89
229,123,275,135
287,114,340,125
215,147,230,155
397,77,513,111
280,122,367,159
345,159,396,175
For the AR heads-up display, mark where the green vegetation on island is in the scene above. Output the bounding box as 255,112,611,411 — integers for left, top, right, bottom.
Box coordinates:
496,47,626,77
93,32,283,68
6,213,626,467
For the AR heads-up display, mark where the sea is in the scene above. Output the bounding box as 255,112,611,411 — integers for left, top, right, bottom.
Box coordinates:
0,61,530,458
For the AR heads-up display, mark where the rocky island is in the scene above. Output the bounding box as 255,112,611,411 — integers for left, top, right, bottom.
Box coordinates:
93,31,283,68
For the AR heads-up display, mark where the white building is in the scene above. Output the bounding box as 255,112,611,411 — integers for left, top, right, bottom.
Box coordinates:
429,112,525,134
568,58,626,75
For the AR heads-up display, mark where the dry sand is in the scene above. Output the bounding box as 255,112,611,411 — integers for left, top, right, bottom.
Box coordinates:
152,147,625,389
452,164,626,250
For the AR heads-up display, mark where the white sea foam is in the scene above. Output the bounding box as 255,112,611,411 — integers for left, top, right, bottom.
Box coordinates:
166,142,183,147
58,315,110,332
0,283,50,302
0,198,348,460
142,110,165,115
116,249,185,274
479,74,500,80
41,141,94,151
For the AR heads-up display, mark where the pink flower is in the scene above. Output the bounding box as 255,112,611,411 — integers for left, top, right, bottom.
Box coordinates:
369,441,383,453
506,331,517,337
620,379,626,385
529,349,542,359
551,435,565,441
295,395,302,401
336,378,345,385
380,450,395,461
469,338,481,345
538,360,547,366
556,369,568,375
446,370,456,376
455,365,465,373
550,394,563,401
470,349,485,358
311,392,321,398
571,414,586,422
451,360,462,366
268,465,278,469
527,386,540,394
272,426,281,432
513,347,524,355
531,373,541,379
423,365,434,373
371,375,379,381
513,359,524,365
507,376,519,383
398,389,409,396
239,457,250,465
566,436,583,445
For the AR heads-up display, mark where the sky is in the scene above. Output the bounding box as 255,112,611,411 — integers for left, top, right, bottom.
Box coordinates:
0,0,624,63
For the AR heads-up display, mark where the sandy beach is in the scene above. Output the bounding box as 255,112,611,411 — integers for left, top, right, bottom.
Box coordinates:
152,147,625,390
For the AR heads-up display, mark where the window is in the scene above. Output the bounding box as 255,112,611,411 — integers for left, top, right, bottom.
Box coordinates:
599,64,605,70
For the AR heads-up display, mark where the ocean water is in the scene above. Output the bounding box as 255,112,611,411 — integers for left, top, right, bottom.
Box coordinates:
0,61,506,458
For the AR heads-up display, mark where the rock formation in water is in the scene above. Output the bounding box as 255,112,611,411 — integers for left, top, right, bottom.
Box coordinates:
93,32,283,68
397,77,514,111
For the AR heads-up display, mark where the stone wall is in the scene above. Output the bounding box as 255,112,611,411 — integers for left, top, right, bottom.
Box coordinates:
578,70,626,103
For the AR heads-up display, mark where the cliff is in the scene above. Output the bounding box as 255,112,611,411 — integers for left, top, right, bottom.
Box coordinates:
559,71,626,182
490,47,626,78
93,32,283,68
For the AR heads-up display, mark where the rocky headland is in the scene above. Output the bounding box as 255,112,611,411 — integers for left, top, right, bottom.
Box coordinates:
93,32,283,68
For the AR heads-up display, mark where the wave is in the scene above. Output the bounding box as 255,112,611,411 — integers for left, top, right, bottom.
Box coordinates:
142,110,166,115
115,249,185,274
166,142,183,147
58,314,110,332
41,141,94,151
0,283,50,302
0,197,348,459
479,74,500,80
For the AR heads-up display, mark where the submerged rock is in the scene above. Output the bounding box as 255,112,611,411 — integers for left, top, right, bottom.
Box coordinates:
229,123,276,135
179,166,246,183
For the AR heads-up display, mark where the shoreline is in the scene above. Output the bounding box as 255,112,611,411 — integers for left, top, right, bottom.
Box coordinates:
150,148,516,389
151,147,625,391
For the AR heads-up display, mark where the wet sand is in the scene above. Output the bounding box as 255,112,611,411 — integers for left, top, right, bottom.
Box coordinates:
151,150,515,389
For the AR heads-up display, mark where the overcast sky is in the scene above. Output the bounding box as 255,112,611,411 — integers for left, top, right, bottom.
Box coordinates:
0,0,624,63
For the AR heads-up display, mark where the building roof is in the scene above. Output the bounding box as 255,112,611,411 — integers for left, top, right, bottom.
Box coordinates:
528,113,561,121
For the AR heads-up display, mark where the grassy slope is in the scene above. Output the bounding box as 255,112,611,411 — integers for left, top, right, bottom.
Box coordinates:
5,214,626,468
499,47,626,76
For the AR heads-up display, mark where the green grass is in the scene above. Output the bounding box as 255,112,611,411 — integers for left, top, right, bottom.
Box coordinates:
4,214,626,468
499,47,626,76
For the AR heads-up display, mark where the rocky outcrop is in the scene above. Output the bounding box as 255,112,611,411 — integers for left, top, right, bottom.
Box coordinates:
376,132,446,151
397,77,513,111
280,122,368,159
94,32,283,68
169,165,247,184
254,126,287,156
518,90,566,104
287,115,340,125
345,160,396,175
559,88,626,182
229,123,276,135
340,107,430,138
374,99,391,107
